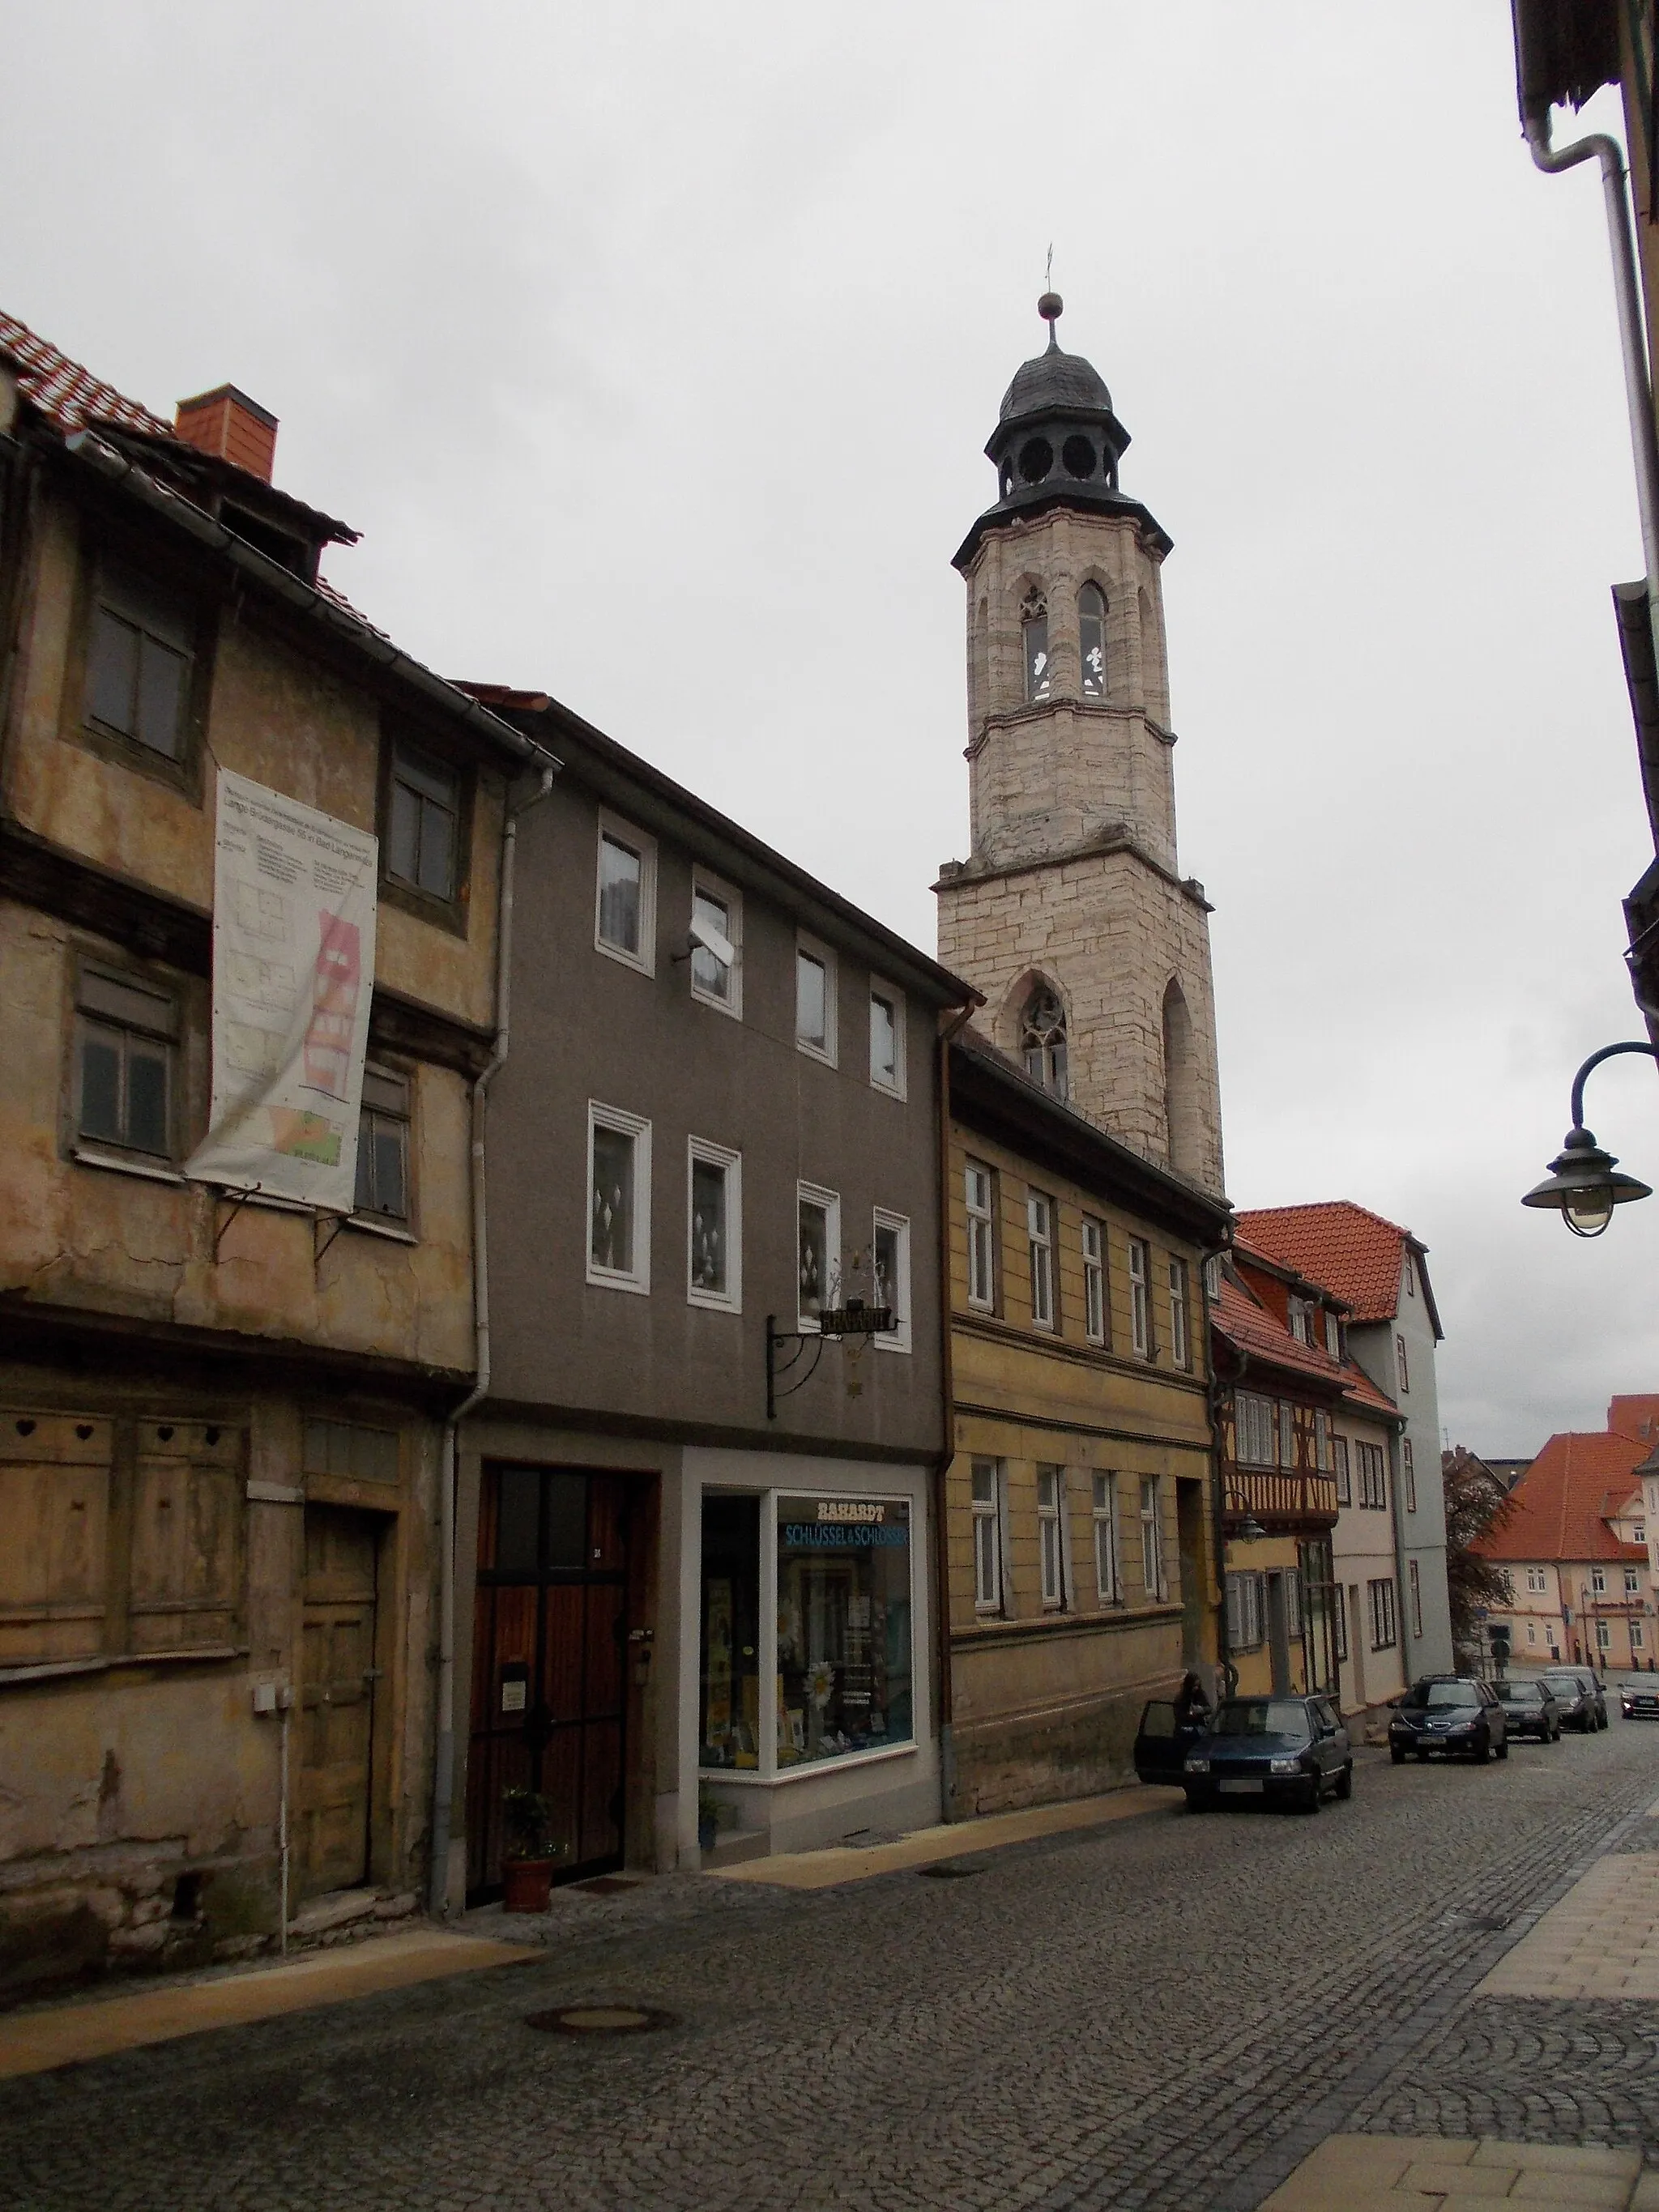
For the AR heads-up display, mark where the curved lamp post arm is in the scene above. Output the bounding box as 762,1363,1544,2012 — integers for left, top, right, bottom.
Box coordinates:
1571,1041,1659,1129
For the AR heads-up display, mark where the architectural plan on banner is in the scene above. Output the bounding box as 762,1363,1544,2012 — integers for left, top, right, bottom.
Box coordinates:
186,768,377,1211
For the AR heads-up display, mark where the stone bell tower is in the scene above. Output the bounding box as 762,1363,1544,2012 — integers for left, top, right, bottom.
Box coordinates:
936,293,1226,1196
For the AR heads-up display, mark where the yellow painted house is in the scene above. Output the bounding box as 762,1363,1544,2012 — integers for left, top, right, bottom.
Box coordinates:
940,1029,1230,1816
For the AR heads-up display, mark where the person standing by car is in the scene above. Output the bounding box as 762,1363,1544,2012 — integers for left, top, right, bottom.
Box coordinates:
1173,1672,1211,1730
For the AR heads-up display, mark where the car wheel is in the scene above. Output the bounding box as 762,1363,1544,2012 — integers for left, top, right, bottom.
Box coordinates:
1335,1762,1354,1801
1183,1790,1210,1813
1299,1783,1320,1813
1391,1746,1405,1765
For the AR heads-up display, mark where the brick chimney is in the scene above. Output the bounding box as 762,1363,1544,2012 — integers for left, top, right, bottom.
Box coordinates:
173,385,278,483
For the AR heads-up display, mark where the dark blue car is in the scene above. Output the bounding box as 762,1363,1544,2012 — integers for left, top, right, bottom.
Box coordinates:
1134,1693,1353,1813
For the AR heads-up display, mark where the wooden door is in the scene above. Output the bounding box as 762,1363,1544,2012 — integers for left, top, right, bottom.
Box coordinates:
467,1467,631,1900
295,1506,380,1901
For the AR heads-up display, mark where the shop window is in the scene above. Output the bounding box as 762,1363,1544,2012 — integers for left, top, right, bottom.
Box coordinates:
966,1161,997,1311
1093,1473,1120,1603
797,1183,841,1330
868,982,905,1097
687,1137,742,1312
1169,1257,1190,1369
795,937,836,1063
972,1460,1003,1613
75,965,180,1161
1128,1238,1150,1357
83,561,194,763
689,872,741,1017
587,1102,651,1294
1027,1191,1056,1330
1082,1217,1107,1347
699,1494,761,1771
355,1064,411,1221
872,1208,911,1353
1140,1477,1165,1602
1038,1465,1066,1609
777,1496,913,1764
595,814,656,975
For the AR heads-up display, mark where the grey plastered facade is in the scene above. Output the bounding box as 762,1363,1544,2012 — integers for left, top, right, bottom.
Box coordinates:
451,701,972,1891
1348,1244,1453,1678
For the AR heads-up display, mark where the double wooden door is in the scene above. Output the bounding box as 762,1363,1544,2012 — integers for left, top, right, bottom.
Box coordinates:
467,1467,631,1900
295,1505,382,1902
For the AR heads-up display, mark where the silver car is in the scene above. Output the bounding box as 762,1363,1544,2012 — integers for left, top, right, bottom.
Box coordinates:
1541,1667,1608,1731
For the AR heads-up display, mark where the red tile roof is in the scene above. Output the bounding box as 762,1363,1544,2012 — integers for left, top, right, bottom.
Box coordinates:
1213,1276,1395,1430
1473,1429,1651,1565
1608,1396,1659,1447
1235,1200,1435,1331
0,309,174,440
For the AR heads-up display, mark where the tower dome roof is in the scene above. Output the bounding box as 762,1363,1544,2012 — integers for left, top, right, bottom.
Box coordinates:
998,343,1114,425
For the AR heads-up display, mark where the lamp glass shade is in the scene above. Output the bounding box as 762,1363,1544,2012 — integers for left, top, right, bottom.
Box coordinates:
1564,1187,1615,1238
1521,1127,1651,1233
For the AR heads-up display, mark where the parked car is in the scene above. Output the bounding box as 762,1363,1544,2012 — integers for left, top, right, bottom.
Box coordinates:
1132,1696,1209,1788
1171,1694,1352,1814
1389,1677,1508,1763
1541,1667,1607,1732
1619,1677,1659,1720
1493,1678,1560,1743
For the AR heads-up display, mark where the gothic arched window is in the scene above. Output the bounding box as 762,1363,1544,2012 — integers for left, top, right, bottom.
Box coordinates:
1021,985,1068,1101
1021,587,1051,703
1079,583,1107,698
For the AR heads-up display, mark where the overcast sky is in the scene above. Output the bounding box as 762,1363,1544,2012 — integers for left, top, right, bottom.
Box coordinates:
6,2,1655,1455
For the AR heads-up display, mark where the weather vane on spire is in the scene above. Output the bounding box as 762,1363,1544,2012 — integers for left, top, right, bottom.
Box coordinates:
1038,245,1063,348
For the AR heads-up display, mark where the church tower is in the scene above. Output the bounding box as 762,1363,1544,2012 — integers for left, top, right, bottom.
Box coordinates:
936,294,1226,1196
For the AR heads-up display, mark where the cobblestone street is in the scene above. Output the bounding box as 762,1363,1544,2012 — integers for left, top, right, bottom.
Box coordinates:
9,1720,1659,2212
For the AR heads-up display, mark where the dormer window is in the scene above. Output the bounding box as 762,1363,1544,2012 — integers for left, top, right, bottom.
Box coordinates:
1021,588,1051,702
1079,583,1107,697
1021,985,1068,1101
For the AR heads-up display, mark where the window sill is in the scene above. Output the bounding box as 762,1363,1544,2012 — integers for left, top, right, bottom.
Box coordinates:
594,933,655,979
688,1289,742,1315
796,1040,838,1070
874,1335,912,1355
703,1739,919,1788
0,1643,247,1687
690,986,743,1022
869,1080,906,1104
345,1214,418,1246
72,1144,186,1186
586,1268,651,1298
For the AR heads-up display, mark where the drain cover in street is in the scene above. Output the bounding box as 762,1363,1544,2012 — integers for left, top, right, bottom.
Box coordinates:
919,1860,983,1880
524,2005,676,2035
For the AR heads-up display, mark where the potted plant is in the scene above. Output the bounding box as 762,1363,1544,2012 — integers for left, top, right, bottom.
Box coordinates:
501,1788,562,1912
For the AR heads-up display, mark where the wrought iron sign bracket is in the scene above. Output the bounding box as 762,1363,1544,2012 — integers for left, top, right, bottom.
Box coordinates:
766,1302,896,1420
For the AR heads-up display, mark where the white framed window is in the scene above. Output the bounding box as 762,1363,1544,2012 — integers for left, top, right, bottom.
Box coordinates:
1333,1435,1351,1505
1397,1334,1410,1392
1526,1622,1537,1645
1597,1619,1613,1652
1235,1392,1277,1469
689,869,742,1017
1635,1622,1647,1651
795,934,837,1065
1357,1442,1387,1510
1128,1238,1150,1357
1403,1438,1417,1512
1092,1473,1120,1604
1139,1477,1165,1601
1627,1566,1641,1596
1082,1217,1107,1346
1314,1410,1332,1473
686,1136,741,1313
1637,1523,1648,1544
1038,1464,1066,1609
1368,1577,1397,1650
1283,1569,1303,1639
1527,1566,1546,1593
1286,1294,1310,1346
868,981,906,1098
587,1102,651,1294
1204,1254,1222,1302
1593,1566,1607,1596
1278,1400,1296,1469
1409,1558,1423,1639
966,1160,996,1311
971,1460,1003,1614
1226,1571,1265,1650
1324,1310,1341,1357
1027,1191,1056,1330
1169,1257,1190,1369
1404,1252,1415,1298
872,1208,911,1353
594,812,656,974
796,1182,841,1332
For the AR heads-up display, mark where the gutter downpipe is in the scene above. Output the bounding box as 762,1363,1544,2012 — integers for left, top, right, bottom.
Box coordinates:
1206,1294,1239,1700
427,757,557,1917
933,1000,979,1822
1520,87,1659,690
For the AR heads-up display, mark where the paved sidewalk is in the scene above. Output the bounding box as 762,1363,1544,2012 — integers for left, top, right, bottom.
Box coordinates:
707,1783,1178,1887
1478,1855,1659,2000
1261,2134,1652,2208
0,1929,540,2080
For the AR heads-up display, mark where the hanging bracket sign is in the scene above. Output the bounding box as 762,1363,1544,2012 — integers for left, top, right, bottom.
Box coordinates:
186,768,378,1213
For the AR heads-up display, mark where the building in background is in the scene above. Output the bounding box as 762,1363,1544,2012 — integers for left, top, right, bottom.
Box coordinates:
0,314,546,1996
1474,1421,1657,1672
941,1026,1228,1816
1235,1204,1452,1677
436,685,974,1893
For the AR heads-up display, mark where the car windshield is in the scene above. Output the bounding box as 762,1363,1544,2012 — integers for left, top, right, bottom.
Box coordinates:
1499,1682,1541,1703
1210,1699,1310,1740
1622,1680,1652,1693
1402,1681,1479,1710
1545,1677,1587,1696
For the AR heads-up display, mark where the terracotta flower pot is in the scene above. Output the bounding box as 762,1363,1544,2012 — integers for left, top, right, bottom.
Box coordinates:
502,1856,554,1912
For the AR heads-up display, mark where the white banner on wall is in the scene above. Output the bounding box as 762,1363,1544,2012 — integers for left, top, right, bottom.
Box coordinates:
186,768,378,1212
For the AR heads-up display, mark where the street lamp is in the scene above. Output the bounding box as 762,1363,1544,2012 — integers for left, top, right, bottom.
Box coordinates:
1521,1042,1659,1237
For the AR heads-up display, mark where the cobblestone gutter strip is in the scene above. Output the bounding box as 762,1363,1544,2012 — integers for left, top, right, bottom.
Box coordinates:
1196,1800,1653,2212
